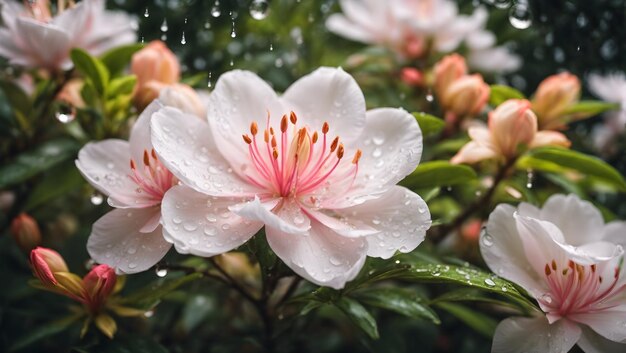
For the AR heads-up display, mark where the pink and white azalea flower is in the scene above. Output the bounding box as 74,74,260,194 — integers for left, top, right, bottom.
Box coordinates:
76,102,173,274
588,72,626,152
481,194,626,353
0,0,136,71
150,67,431,289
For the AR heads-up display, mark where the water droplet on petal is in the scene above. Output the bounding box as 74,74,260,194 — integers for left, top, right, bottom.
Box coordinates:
128,262,137,269
481,234,494,247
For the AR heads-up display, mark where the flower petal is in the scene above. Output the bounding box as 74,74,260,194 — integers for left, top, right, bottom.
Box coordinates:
14,18,72,70
481,205,546,296
577,326,626,353
492,316,581,353
451,141,497,164
539,194,605,246
160,185,262,256
282,67,366,146
325,14,373,43
150,106,261,197
266,221,367,289
338,186,431,259
603,221,626,248
229,197,309,235
530,131,571,148
206,70,284,175
129,100,163,164
569,308,626,343
87,208,171,274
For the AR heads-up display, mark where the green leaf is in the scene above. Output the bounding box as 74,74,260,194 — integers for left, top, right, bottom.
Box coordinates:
335,297,379,339
489,85,525,106
413,112,445,136
107,75,137,98
70,48,109,95
100,43,144,77
520,147,626,192
181,72,208,87
433,288,521,310
9,315,78,352
400,262,537,311
354,288,440,324
435,302,498,337
0,139,80,188
117,273,202,310
247,230,279,278
0,79,32,117
401,161,477,189
24,161,84,210
562,100,620,116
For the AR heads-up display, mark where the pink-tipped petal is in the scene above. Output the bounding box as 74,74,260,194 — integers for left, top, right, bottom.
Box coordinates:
530,131,571,148
451,141,497,164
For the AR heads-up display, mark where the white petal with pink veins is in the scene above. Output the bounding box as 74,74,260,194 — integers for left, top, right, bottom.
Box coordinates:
229,197,309,235
492,316,581,353
603,221,626,248
282,67,366,146
129,101,163,164
325,14,374,43
160,185,263,256
266,221,367,289
569,307,626,343
76,139,155,207
14,18,73,70
539,194,605,246
151,106,262,197
87,207,171,274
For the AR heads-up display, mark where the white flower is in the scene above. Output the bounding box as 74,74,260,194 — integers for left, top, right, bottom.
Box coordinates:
0,0,136,71
588,72,626,151
150,67,432,289
76,102,174,274
481,194,626,353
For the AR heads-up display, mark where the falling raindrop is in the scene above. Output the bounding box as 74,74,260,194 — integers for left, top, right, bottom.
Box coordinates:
155,267,168,277
141,36,145,44
160,18,168,32
211,0,221,17
425,89,434,102
249,0,269,20
207,71,212,88
526,169,534,189
55,105,75,124
508,3,532,29
144,310,154,318
269,42,273,51
230,21,236,38
161,34,167,41
143,7,149,18
204,20,211,29
181,31,187,45
274,57,283,68
90,192,104,205
229,58,234,66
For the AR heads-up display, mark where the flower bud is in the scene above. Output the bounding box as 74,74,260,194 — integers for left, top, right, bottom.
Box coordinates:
30,247,69,286
83,264,117,313
158,84,207,118
400,68,424,87
490,99,537,158
214,252,260,284
434,54,467,98
531,72,581,129
402,33,426,59
441,74,490,116
131,40,180,110
11,213,42,252
56,79,85,109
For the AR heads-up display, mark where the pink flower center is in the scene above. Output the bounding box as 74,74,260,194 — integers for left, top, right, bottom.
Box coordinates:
129,149,174,204
539,259,625,318
241,112,362,200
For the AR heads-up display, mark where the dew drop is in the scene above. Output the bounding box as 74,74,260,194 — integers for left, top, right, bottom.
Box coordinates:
541,293,553,304
207,71,212,88
425,92,434,102
156,267,168,277
372,148,382,158
230,21,236,38
526,168,534,189
184,223,198,231
55,106,75,124
173,217,182,224
501,286,508,292
144,310,154,318
372,133,385,145
482,233,494,247
203,226,217,236
160,18,168,32
180,31,187,45
293,215,305,225
484,278,496,287
269,42,273,51
249,0,269,20
128,262,137,269
211,0,221,17
222,223,231,230
90,192,104,205
509,3,532,29
329,256,342,266
143,7,149,18
127,247,137,254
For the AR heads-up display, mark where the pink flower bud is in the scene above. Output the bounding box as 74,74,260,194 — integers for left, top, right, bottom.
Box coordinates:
131,41,181,109
56,79,85,109
400,68,424,87
83,264,117,313
158,84,207,118
30,247,69,286
489,99,537,158
531,72,581,129
441,74,490,117
434,54,467,98
11,213,42,252
402,33,426,59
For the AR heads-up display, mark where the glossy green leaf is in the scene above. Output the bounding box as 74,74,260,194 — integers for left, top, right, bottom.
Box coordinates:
401,161,477,189
562,100,620,116
354,288,440,324
335,297,379,339
0,79,32,117
489,85,525,106
520,147,626,192
24,161,84,210
107,75,137,98
0,139,80,188
117,273,202,310
435,302,498,337
100,43,144,77
413,112,445,136
71,48,109,95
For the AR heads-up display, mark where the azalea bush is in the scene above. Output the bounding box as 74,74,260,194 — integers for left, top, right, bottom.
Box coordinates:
1,1,626,352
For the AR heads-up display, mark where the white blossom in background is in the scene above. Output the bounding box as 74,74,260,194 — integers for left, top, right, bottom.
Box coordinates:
0,0,136,71
588,72,626,152
76,102,173,274
481,194,626,353
150,67,432,289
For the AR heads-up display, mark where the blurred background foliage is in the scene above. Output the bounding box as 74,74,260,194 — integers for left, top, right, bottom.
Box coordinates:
1,0,625,352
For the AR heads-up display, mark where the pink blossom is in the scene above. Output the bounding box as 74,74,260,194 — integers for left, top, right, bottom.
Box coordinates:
150,67,431,289
481,194,626,352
